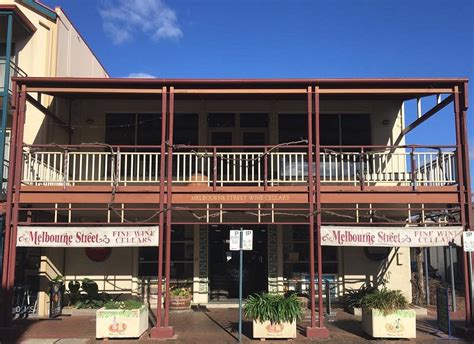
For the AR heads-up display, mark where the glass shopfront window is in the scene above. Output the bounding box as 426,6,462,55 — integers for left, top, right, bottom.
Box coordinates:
282,225,338,282
138,225,194,283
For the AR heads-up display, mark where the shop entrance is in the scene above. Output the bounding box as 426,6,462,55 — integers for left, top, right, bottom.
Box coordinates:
209,225,268,301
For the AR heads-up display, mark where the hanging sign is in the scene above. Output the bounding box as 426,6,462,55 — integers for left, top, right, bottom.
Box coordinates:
321,226,463,247
17,226,159,247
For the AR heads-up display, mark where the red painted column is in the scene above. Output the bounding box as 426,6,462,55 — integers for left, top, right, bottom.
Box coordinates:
1,85,26,326
150,87,174,338
459,83,474,325
305,86,316,328
0,82,19,327
306,85,329,338
453,85,471,326
164,87,175,328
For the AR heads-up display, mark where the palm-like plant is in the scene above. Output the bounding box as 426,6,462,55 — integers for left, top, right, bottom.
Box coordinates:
244,293,304,324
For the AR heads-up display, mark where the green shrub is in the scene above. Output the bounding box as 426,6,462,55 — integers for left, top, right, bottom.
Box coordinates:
343,285,377,309
104,299,143,310
67,280,81,305
244,293,304,324
360,288,409,315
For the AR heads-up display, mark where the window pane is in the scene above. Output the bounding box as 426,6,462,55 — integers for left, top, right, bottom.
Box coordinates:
320,114,340,145
208,113,235,128
211,132,232,145
174,113,198,145
278,114,306,143
243,132,265,145
105,113,136,145
240,113,268,128
137,113,161,145
341,114,371,145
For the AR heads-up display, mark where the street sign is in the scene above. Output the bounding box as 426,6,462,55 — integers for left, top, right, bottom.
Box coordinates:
230,230,241,251
230,229,253,251
463,232,474,252
242,230,253,250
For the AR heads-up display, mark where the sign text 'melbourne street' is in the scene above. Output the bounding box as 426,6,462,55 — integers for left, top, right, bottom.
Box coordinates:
321,226,463,247
17,226,159,247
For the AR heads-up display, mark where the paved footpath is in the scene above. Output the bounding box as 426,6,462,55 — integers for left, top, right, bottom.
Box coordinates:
1,307,472,343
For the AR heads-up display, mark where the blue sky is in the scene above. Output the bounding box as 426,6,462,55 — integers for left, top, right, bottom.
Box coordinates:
43,0,474,181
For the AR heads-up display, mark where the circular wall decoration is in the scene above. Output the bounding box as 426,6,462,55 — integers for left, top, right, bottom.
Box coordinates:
364,247,391,261
85,248,111,262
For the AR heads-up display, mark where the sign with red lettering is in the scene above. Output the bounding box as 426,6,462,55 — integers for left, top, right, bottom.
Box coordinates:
321,226,462,247
16,226,159,247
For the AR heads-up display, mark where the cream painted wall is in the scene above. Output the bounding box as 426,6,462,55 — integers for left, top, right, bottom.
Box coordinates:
55,8,108,78
63,248,135,293
340,247,412,301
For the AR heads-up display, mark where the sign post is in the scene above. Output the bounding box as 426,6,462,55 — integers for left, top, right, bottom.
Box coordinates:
230,228,253,343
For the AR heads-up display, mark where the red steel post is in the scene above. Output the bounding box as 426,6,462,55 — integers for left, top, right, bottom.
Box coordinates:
156,87,167,328
314,87,324,329
0,82,19,326
453,85,471,326
5,85,27,323
164,87,175,328
306,87,316,328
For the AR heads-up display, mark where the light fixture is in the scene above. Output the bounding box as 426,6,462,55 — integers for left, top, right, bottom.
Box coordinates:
382,119,390,125
85,118,94,125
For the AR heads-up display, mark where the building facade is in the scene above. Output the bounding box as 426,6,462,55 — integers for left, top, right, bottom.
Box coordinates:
0,78,472,338
0,0,108,319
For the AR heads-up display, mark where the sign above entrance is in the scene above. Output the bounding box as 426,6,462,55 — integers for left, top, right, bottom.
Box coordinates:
321,226,463,247
17,226,159,247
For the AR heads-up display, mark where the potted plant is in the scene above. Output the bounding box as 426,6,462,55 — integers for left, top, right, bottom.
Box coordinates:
169,287,192,310
361,288,416,338
343,284,377,316
96,299,148,339
244,293,304,339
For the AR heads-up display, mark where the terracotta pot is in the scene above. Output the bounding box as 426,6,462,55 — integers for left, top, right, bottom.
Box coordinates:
169,295,192,310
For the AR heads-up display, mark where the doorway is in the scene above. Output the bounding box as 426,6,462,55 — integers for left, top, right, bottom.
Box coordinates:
208,225,268,301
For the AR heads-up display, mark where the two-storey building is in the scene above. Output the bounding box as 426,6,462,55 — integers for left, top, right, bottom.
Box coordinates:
1,77,472,338
0,0,108,319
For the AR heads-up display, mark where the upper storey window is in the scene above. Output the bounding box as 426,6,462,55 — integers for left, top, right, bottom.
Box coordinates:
278,113,371,146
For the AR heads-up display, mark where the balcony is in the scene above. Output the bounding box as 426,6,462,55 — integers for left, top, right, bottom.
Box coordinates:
21,145,456,189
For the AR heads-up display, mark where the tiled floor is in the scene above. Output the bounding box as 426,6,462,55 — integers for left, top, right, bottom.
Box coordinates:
1,307,471,343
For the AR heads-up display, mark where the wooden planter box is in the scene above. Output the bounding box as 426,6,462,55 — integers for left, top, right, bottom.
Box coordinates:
362,308,416,338
169,295,192,310
252,320,296,339
96,305,148,339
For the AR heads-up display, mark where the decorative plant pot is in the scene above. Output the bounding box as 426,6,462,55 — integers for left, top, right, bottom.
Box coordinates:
96,305,148,339
361,308,416,338
252,320,297,339
169,295,192,310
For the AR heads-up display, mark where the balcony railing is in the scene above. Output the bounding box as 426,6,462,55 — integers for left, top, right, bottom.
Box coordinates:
20,145,457,189
0,59,27,94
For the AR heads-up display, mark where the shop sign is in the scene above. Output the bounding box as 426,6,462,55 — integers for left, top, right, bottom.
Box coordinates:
17,226,159,247
321,226,462,247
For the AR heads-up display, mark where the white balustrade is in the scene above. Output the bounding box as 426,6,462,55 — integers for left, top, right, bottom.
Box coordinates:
21,148,456,187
